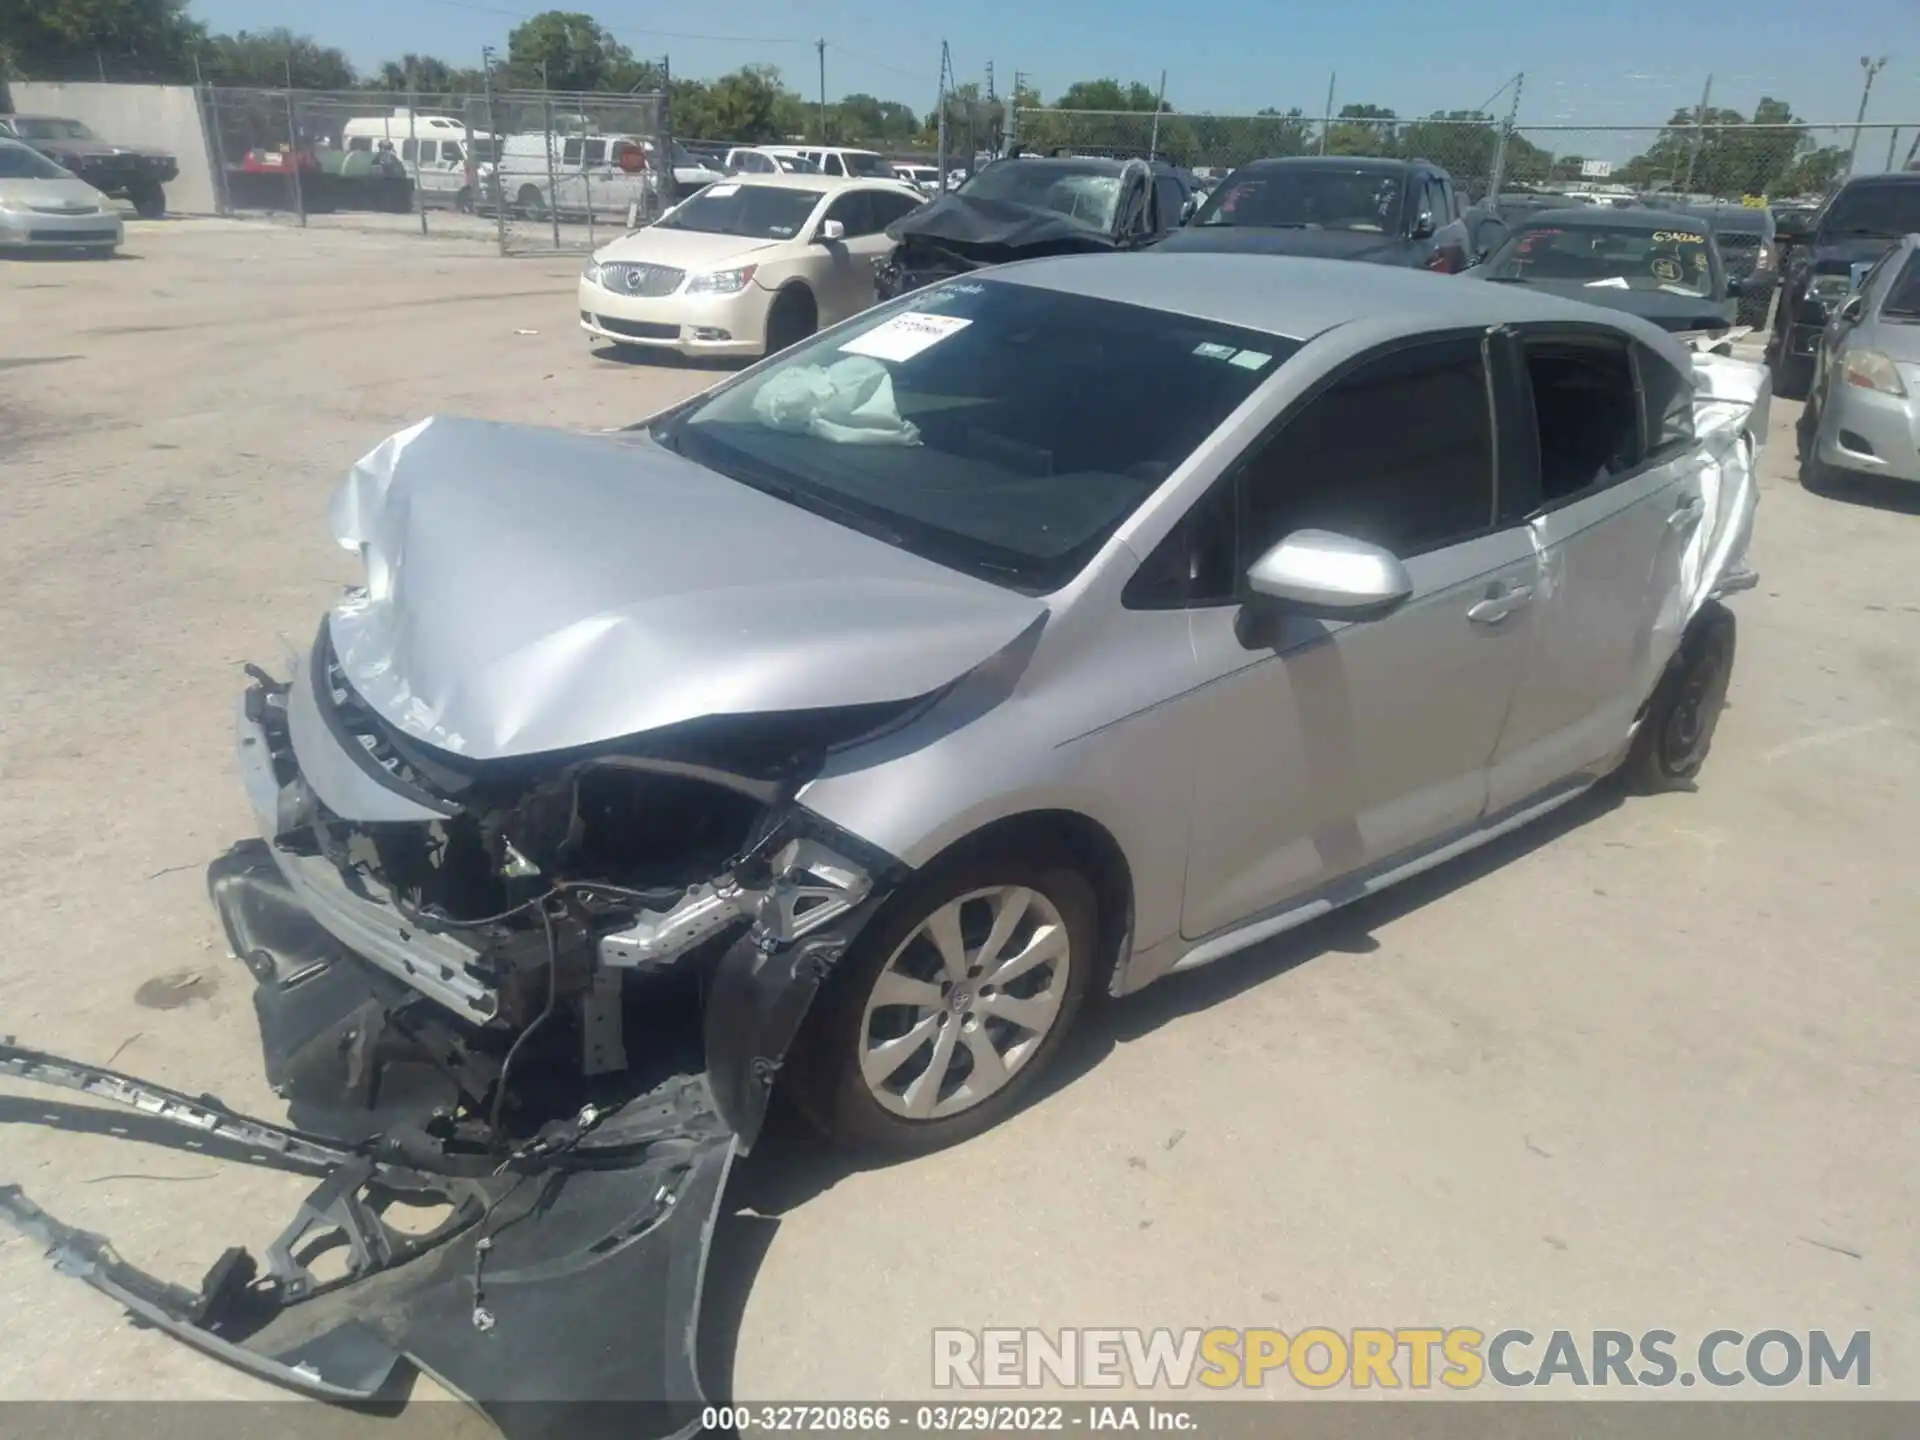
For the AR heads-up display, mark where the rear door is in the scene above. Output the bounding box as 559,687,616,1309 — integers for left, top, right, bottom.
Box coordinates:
1485,327,1707,810
1179,331,1542,939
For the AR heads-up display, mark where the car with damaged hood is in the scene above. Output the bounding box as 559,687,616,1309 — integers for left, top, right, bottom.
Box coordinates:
1766,171,1920,397
2,254,1766,1436
1152,155,1491,274
874,153,1190,298
1468,207,1755,342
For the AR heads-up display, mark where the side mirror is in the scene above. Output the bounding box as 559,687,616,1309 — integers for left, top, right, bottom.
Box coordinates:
1726,273,1746,298
1410,212,1437,240
1839,293,1867,324
1180,195,1200,224
1246,530,1413,621
816,218,846,242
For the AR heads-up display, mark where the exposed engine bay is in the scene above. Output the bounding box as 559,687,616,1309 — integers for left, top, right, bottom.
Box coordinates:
0,648,912,1437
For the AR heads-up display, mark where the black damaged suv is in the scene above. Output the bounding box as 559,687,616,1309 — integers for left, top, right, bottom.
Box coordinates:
1767,171,1920,397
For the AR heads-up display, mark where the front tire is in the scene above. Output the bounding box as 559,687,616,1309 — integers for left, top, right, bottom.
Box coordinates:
789,854,1099,1155
128,181,166,219
1770,352,1812,401
1621,600,1736,794
762,286,816,356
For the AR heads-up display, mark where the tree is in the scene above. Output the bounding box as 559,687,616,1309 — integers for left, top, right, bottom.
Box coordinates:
203,28,356,90
1054,78,1166,112
504,11,650,93
0,0,205,82
1323,102,1397,156
368,54,487,96
836,91,919,145
1617,96,1827,198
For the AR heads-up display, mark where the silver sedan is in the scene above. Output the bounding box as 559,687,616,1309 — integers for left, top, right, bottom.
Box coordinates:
0,137,122,255
0,253,1767,1416
1799,231,1920,490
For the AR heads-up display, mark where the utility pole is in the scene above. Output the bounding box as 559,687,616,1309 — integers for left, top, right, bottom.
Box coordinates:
816,38,828,143
1850,55,1888,173
936,41,953,190
1147,69,1167,160
1682,74,1712,192
1318,72,1336,155
1007,69,1027,154
1487,70,1524,199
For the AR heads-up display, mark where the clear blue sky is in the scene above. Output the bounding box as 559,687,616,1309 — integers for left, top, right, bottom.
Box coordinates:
190,0,1917,137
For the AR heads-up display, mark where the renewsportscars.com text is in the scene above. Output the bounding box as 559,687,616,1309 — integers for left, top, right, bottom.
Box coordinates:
932,1327,1872,1390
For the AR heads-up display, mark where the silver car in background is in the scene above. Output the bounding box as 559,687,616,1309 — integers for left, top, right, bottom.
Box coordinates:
0,254,1765,1421
1798,231,1920,491
0,137,123,255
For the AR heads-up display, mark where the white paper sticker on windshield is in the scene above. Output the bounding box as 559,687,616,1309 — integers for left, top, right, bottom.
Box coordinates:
1585,276,1630,289
705,182,740,197
1229,349,1272,370
1193,342,1237,360
840,312,972,362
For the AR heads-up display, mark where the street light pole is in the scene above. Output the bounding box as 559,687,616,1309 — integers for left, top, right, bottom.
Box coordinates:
1850,55,1888,173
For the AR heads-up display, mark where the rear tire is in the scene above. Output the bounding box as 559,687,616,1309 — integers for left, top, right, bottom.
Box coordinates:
762,287,816,356
1621,600,1737,795
787,852,1099,1155
515,184,547,220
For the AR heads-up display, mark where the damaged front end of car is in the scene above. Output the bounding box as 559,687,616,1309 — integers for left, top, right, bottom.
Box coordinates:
2,652,909,1434
0,411,1066,1433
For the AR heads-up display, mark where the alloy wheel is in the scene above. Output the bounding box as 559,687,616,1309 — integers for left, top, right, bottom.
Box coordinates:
858,885,1072,1121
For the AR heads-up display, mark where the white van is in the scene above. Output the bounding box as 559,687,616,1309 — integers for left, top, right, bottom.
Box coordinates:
759,145,895,179
341,111,494,208
496,133,723,218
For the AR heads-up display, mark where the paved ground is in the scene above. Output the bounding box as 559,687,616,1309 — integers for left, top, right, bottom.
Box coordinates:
1,220,1915,1413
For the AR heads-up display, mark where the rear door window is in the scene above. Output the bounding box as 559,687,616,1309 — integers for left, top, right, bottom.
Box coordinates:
1521,335,1645,503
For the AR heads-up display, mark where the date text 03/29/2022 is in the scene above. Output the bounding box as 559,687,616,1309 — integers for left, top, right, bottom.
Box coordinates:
703,1406,1196,1431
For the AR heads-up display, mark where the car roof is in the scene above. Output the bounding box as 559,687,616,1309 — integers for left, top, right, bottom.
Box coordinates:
1239,155,1428,175
988,252,1684,347
1512,206,1708,231
703,172,911,192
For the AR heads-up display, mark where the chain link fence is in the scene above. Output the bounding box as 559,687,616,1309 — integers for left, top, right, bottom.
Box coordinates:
199,84,671,252
1008,108,1918,204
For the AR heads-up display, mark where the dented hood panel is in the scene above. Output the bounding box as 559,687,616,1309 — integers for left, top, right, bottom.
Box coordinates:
326,417,1047,760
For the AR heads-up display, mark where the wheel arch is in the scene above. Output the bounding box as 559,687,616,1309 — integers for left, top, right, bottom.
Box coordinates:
906,807,1136,996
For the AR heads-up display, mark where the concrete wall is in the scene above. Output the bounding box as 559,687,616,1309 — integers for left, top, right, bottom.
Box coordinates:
11,82,220,215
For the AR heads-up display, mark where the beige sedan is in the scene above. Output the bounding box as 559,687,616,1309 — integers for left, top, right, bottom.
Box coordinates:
579,172,926,359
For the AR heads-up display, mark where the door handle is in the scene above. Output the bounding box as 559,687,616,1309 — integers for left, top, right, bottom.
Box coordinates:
1467,582,1534,625
1668,496,1706,530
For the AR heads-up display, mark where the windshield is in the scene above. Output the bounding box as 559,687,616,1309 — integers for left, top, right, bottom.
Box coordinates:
839,151,892,177
1882,252,1920,319
775,154,820,173
657,182,824,240
0,142,75,180
1821,183,1920,238
11,117,95,142
1487,222,1720,296
650,280,1301,592
670,140,701,168
959,161,1123,232
1193,166,1405,233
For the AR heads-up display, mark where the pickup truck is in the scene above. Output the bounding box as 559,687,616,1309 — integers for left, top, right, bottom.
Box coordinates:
0,114,178,217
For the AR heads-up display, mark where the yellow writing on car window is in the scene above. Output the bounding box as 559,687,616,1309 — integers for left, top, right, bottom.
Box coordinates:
1652,230,1706,245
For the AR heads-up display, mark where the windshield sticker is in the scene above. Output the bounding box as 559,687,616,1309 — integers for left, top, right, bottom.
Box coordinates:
1585,276,1630,289
1228,349,1273,370
704,182,740,197
1650,256,1684,284
840,312,973,363
1651,230,1705,245
1193,342,1238,360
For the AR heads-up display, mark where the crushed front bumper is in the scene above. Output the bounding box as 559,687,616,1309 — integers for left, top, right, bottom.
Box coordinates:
0,1036,732,1437
0,664,902,1433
